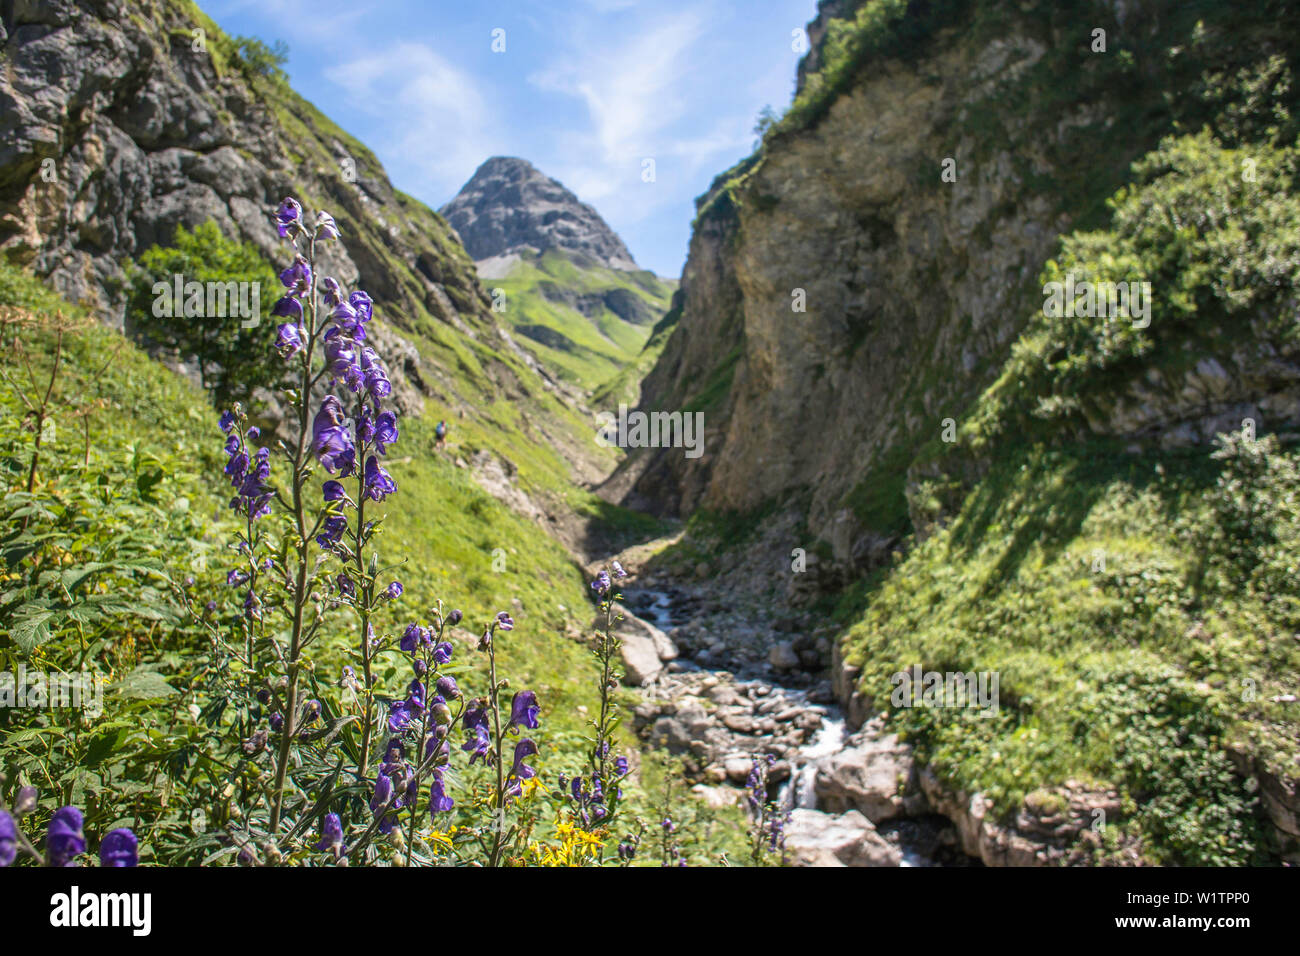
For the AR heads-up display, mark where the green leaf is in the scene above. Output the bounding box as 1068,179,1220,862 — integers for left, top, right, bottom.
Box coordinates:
110,668,177,700
8,603,55,652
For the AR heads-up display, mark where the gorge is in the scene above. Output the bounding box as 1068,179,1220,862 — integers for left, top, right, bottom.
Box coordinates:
2,0,1298,869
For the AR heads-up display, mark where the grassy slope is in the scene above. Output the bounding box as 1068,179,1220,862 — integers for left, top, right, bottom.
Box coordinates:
823,5,1300,864
487,249,675,396
642,0,1300,864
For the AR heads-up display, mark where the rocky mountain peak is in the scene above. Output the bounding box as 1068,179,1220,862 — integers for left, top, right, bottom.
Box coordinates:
440,156,638,271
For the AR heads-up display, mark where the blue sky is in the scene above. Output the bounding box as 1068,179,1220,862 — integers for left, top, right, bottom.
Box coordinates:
202,0,819,277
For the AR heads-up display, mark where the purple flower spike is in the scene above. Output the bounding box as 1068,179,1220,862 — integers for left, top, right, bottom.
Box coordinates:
99,828,138,868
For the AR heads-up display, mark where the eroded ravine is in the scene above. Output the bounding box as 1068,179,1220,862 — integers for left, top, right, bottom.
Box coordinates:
599,551,972,867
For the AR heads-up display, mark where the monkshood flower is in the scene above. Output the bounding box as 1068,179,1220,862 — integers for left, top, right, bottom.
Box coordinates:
324,333,356,376
321,276,343,307
401,624,429,653
46,806,85,867
611,560,627,579
425,724,450,762
435,675,460,700
505,738,538,797
507,690,539,733
317,514,347,550
433,641,453,664
429,769,454,814
315,210,340,240
384,581,403,600
369,409,400,455
495,611,514,631
312,396,356,475
371,772,403,834
279,255,312,297
316,813,346,857
0,810,17,867
462,724,491,765
219,410,237,433
99,829,139,868
350,290,373,325
271,294,302,321
276,197,302,238
591,569,611,595
360,347,391,400
363,455,396,501
275,322,304,359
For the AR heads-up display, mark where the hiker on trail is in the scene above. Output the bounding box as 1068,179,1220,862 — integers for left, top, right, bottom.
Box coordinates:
435,419,448,450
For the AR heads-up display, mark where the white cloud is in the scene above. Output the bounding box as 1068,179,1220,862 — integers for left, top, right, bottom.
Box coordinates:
527,3,750,219
324,43,499,198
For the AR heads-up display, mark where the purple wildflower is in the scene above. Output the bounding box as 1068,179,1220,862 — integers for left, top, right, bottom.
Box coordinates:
275,197,302,238
316,813,346,855
46,807,85,867
98,828,138,868
430,769,454,814
270,295,303,320
0,810,17,867
363,455,396,501
315,211,340,240
279,255,311,296
508,690,540,732
312,396,356,475
275,322,304,358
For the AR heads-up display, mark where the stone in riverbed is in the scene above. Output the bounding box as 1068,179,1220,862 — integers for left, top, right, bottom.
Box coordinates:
813,730,924,823
784,809,902,867
769,641,800,672
601,603,678,685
